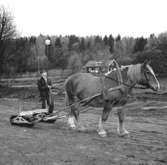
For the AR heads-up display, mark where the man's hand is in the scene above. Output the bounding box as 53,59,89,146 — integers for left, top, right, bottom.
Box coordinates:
48,85,52,89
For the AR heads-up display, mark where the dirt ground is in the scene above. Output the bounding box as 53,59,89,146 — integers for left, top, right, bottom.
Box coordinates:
0,87,167,165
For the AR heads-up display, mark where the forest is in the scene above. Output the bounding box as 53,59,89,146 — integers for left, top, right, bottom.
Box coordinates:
1,6,167,77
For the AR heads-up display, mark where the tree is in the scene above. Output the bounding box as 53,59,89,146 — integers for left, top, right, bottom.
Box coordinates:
133,32,167,76
68,35,79,50
14,38,32,73
108,34,114,53
133,37,147,53
94,35,102,44
0,6,16,41
145,34,158,50
115,34,121,42
103,35,108,45
156,32,167,53
55,37,62,47
79,37,85,51
0,6,16,73
67,52,82,74
2,37,33,74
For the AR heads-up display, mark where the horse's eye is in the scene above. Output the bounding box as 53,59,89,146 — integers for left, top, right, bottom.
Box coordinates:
145,70,150,74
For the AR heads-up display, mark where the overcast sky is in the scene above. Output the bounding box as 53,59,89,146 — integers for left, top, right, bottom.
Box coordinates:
1,0,167,37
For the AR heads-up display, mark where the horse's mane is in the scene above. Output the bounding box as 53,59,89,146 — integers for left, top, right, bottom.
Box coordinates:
127,64,142,83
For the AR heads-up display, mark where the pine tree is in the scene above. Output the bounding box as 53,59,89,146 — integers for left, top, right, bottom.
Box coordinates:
79,37,85,51
133,37,147,53
108,34,114,53
103,35,108,45
55,37,62,47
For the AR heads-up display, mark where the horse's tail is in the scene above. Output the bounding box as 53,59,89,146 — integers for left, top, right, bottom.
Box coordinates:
65,91,70,106
64,78,76,118
64,79,71,116
64,78,74,106
64,79,69,106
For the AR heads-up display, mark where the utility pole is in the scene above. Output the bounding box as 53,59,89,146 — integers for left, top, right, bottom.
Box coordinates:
45,37,51,71
45,37,51,55
35,42,40,74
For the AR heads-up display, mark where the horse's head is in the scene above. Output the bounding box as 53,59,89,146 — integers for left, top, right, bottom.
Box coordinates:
128,60,160,91
140,60,160,91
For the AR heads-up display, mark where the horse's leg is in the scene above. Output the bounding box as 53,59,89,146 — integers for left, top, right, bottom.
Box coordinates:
71,102,88,131
65,92,78,129
117,108,129,136
65,92,76,129
98,100,112,137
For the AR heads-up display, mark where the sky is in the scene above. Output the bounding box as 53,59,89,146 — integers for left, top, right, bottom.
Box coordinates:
0,0,167,38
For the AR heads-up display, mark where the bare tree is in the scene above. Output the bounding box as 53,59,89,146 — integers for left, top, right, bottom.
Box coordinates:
0,6,16,40
0,6,16,73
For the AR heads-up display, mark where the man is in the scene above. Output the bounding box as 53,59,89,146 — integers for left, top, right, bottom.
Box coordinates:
37,70,53,113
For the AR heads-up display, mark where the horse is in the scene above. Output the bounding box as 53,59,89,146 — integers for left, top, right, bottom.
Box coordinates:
64,60,160,137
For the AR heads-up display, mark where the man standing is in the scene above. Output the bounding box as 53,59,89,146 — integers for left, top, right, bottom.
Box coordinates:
37,70,53,113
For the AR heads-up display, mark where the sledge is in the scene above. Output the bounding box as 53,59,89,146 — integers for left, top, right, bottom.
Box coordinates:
10,108,59,127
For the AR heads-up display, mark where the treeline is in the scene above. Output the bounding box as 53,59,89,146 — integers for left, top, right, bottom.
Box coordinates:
1,32,167,76
1,6,167,77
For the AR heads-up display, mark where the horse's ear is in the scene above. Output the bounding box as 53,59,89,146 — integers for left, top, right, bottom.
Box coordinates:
143,59,151,68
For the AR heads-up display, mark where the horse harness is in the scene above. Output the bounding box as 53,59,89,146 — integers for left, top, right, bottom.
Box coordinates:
99,60,126,102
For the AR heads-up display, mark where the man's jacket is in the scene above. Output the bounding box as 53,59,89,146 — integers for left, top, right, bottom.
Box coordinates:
37,77,52,98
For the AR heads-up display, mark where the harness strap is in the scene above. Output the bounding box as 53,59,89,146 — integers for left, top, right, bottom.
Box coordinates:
112,59,123,85
101,59,123,100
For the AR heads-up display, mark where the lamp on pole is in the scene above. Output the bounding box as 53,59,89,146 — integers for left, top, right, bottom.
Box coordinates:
45,38,51,56
45,38,51,71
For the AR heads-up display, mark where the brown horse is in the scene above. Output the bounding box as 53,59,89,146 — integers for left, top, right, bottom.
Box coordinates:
64,60,160,137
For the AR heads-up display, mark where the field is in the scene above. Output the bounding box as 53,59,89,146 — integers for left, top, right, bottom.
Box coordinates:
0,76,167,165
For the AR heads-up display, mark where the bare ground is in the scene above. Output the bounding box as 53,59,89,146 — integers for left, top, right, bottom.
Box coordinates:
0,87,167,165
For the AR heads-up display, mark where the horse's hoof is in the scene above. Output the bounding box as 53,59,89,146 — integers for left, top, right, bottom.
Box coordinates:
69,124,77,129
98,130,107,137
68,122,77,129
68,117,76,129
118,129,129,137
